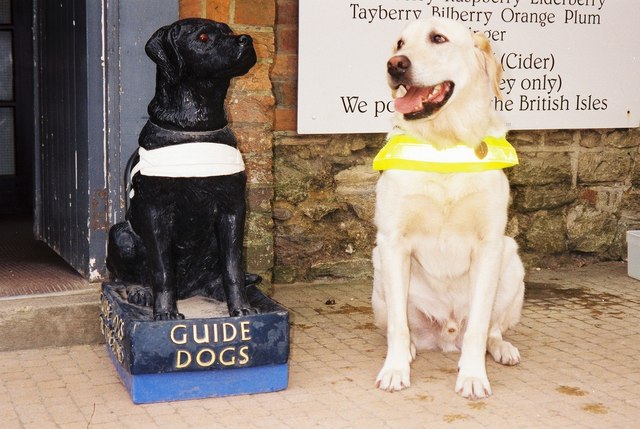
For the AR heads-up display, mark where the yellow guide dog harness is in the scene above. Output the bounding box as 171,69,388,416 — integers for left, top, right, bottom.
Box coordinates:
373,134,519,173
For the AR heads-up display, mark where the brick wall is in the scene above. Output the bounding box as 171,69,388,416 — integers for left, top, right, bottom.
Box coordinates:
179,0,277,286
181,1,640,284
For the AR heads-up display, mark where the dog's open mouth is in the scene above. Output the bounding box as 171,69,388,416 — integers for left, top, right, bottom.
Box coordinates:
393,81,454,120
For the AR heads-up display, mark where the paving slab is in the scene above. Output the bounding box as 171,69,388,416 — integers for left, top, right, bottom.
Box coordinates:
1,261,639,428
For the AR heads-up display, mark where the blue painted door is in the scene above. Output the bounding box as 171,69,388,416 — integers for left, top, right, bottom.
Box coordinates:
33,0,177,280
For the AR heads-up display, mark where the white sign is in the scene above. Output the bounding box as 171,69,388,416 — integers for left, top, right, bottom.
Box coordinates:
298,0,640,134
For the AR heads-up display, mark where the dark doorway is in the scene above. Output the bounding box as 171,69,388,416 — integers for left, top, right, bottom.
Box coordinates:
0,0,177,285
0,0,87,296
0,0,33,215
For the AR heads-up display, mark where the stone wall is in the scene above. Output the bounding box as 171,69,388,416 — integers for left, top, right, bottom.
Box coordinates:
182,0,640,285
271,1,640,283
507,129,640,267
272,128,640,282
272,134,382,283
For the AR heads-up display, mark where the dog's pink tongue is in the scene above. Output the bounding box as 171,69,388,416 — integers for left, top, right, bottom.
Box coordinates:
394,86,431,114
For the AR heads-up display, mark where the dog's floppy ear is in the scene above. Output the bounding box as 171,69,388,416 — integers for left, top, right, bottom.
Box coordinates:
145,24,185,84
472,32,502,100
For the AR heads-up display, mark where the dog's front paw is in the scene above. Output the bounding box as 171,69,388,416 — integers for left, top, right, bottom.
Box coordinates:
376,362,411,392
153,311,185,321
455,371,492,400
229,305,259,317
126,285,153,307
487,339,520,366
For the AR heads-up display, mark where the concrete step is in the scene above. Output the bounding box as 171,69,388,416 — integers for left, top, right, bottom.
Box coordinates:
0,286,103,352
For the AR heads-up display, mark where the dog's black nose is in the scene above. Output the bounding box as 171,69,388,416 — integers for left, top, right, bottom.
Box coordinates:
387,55,411,78
237,35,251,46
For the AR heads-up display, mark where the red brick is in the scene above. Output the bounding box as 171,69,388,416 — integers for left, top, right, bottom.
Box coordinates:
271,54,297,80
244,154,274,185
235,125,273,153
276,25,298,54
272,80,297,107
245,31,275,63
227,95,275,125
235,0,276,26
230,63,273,93
206,1,231,22
274,107,297,132
179,0,204,18
247,186,275,213
276,0,298,25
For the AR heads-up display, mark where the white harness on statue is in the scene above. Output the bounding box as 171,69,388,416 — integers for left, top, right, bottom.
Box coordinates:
129,142,245,198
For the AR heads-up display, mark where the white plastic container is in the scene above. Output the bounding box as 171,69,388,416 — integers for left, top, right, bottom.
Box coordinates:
627,231,640,280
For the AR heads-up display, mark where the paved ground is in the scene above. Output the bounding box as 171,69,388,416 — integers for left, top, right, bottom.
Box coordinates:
1,261,639,428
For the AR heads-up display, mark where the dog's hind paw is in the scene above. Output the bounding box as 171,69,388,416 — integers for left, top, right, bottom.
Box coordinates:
455,373,492,400
376,364,411,392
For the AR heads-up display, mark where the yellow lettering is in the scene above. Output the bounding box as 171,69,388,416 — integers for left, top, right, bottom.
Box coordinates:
114,316,124,341
240,321,251,341
106,330,115,347
238,345,250,365
192,324,210,344
223,323,237,342
175,350,192,369
100,295,112,319
170,324,188,345
196,348,216,367
213,323,219,343
115,342,124,364
220,347,236,366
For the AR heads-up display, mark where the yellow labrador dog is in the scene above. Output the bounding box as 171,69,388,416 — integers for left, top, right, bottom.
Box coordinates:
372,18,525,399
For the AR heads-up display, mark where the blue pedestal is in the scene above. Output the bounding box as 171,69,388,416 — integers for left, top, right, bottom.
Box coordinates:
100,282,290,404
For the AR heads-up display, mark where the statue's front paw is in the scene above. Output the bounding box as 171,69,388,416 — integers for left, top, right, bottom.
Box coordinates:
126,285,153,307
153,311,185,321
229,305,260,317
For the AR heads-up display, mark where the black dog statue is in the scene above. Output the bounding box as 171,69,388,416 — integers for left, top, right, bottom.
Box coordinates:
107,18,259,320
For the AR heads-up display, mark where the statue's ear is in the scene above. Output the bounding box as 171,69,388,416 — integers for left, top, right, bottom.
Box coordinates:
145,24,185,84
